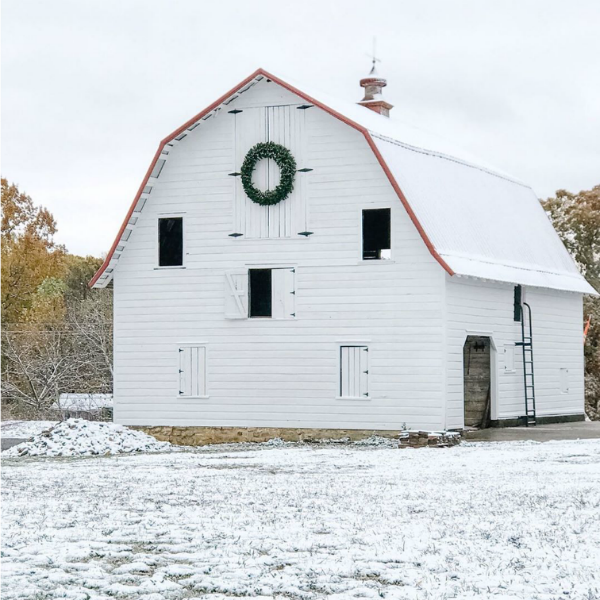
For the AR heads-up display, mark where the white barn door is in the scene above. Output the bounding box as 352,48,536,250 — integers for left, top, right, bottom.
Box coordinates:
233,106,307,238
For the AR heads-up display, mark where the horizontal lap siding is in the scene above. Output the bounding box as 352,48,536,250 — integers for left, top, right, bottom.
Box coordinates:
445,277,584,428
113,80,445,430
524,288,584,416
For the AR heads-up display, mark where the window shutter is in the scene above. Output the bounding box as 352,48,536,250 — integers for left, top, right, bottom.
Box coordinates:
504,344,515,372
340,346,369,398
233,106,307,239
179,347,191,396
272,268,296,319
179,346,207,397
560,368,569,393
224,270,249,319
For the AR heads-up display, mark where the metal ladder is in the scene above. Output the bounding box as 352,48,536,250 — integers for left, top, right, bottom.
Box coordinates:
516,302,537,426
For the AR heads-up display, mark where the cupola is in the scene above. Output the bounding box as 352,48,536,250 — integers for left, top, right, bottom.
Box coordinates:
358,63,393,117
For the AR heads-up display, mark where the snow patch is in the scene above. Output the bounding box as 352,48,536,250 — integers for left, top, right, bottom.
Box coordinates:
3,418,170,457
1,420,59,438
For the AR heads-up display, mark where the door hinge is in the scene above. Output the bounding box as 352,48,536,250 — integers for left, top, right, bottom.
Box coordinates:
228,109,243,114
290,313,296,317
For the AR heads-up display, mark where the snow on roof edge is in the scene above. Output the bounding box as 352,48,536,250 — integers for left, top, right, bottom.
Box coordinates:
446,254,598,295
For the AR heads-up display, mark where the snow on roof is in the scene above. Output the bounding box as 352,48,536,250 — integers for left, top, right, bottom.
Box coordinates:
372,134,596,294
91,68,596,295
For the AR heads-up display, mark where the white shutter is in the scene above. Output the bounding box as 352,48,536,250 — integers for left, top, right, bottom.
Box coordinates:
179,346,207,397
271,268,296,319
340,346,369,398
224,270,248,319
560,368,569,393
233,105,307,239
504,344,515,372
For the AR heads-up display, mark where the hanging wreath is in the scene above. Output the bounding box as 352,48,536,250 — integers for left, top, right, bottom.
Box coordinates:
241,142,297,206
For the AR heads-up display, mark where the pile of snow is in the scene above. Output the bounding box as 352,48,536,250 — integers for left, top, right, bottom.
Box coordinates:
3,419,170,457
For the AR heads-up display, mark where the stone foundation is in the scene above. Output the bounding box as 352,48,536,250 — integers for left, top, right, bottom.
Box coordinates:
134,426,407,446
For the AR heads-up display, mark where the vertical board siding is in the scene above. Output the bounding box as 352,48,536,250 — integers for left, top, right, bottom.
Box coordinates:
445,277,584,428
113,79,446,430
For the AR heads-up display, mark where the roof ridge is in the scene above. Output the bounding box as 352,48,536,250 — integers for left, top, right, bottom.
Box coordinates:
371,132,531,189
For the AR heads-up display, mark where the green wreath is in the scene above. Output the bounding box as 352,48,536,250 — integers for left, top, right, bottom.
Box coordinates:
241,142,297,206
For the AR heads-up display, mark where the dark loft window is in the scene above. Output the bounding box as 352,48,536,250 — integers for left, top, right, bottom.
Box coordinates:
362,208,391,260
249,269,272,317
513,285,522,322
158,217,183,267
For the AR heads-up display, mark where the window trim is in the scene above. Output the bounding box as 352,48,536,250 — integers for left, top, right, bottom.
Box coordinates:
156,213,186,269
359,206,393,263
177,342,209,399
336,341,371,401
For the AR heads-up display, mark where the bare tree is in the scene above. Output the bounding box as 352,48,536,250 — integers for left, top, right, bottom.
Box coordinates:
1,289,113,418
1,326,95,416
66,289,113,378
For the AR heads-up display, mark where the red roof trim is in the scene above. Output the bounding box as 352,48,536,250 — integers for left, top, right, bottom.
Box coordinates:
90,68,453,287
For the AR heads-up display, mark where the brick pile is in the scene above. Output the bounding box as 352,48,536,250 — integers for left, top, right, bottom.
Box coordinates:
398,430,461,448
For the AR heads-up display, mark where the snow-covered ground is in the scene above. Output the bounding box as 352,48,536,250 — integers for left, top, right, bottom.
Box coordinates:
2,439,600,599
1,420,58,438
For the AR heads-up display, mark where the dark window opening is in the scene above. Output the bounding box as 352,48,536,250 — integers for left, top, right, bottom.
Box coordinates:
249,269,272,317
158,217,183,267
513,285,522,322
362,208,391,260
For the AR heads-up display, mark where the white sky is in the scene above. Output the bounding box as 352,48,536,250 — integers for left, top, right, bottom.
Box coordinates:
2,0,600,257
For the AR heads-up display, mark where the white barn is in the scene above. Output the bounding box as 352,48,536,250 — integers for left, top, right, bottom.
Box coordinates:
91,67,595,441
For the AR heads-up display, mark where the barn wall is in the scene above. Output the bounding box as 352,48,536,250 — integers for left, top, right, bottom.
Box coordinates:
113,79,446,431
445,277,585,428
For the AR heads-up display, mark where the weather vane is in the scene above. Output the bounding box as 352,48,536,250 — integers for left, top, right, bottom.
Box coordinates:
366,36,381,74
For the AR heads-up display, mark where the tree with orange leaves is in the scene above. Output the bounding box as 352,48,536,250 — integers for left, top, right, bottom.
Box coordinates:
1,178,66,324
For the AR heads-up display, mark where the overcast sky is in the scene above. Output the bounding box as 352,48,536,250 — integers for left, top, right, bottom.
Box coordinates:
2,0,599,257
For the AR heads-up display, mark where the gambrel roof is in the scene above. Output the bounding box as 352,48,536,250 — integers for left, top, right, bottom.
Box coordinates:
91,68,595,295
